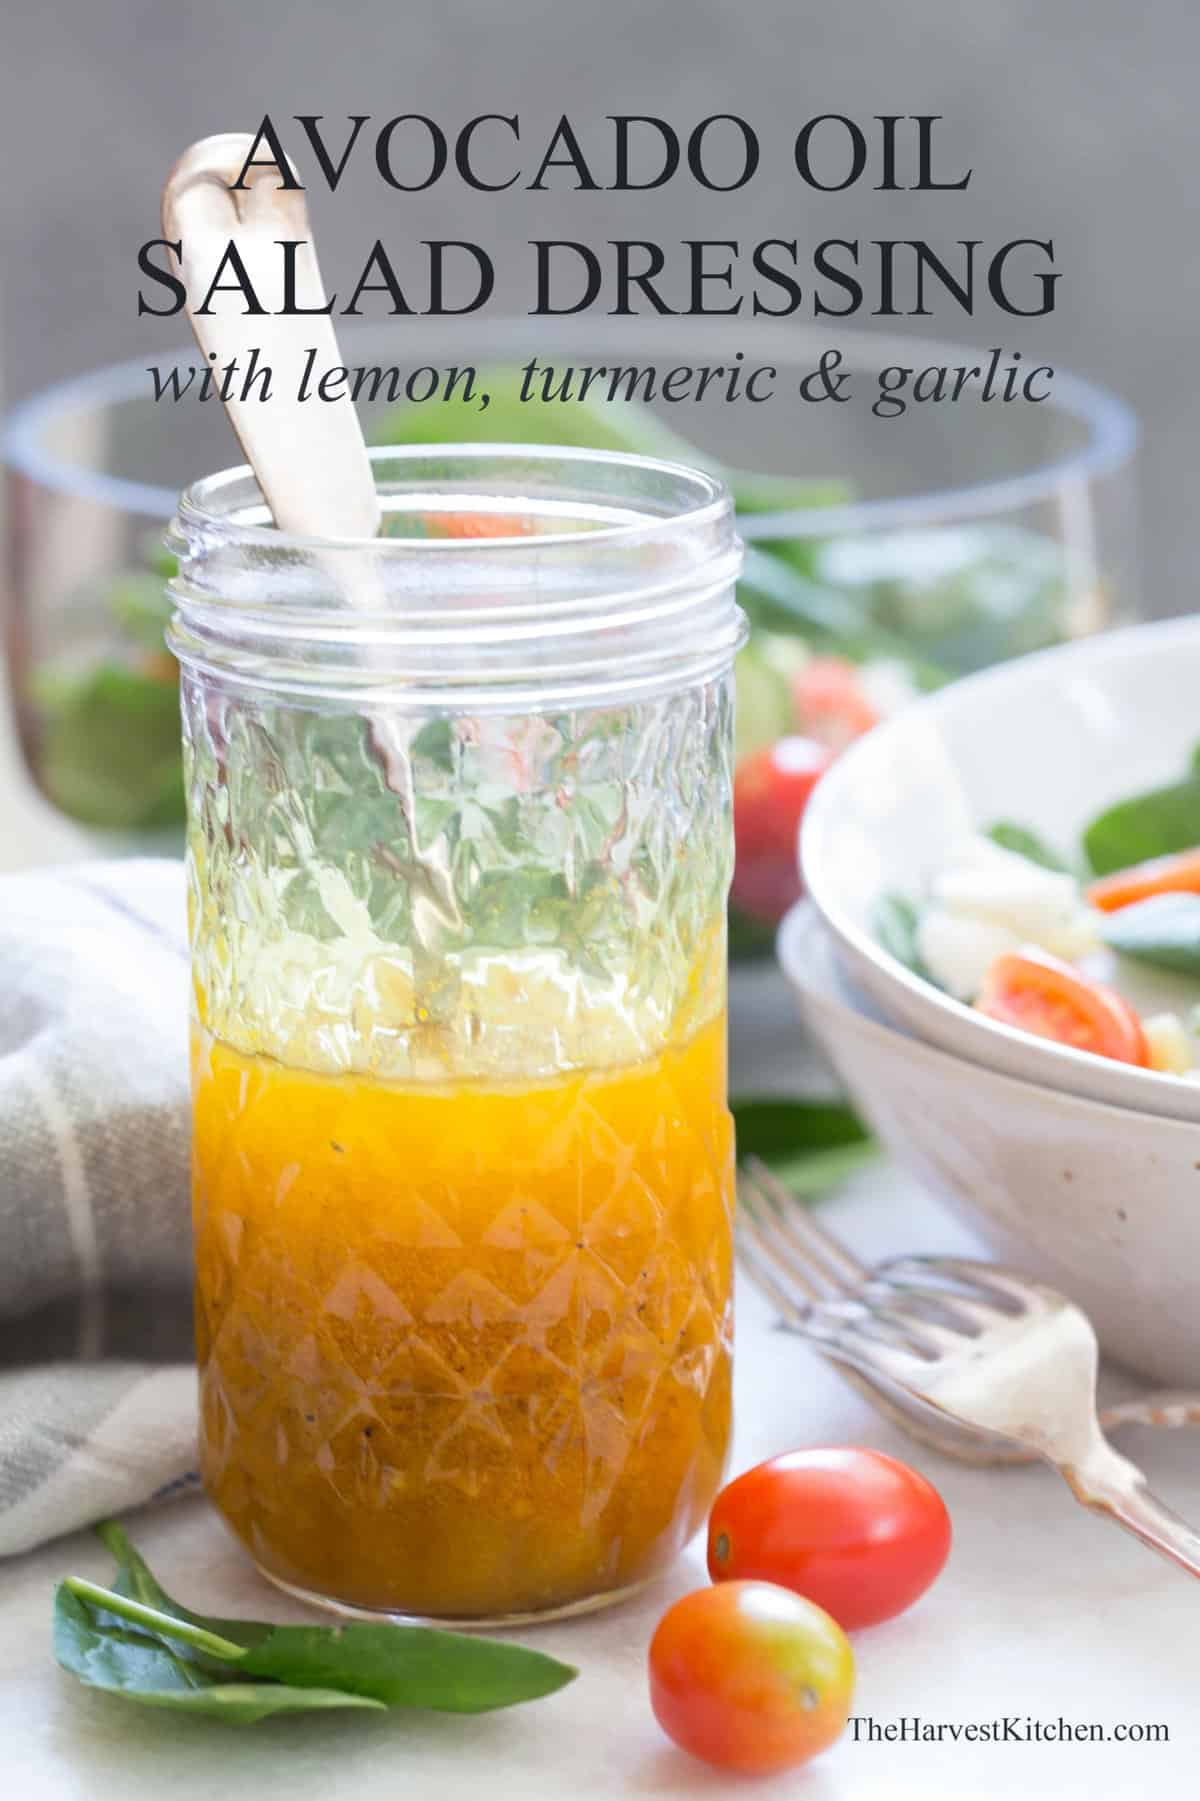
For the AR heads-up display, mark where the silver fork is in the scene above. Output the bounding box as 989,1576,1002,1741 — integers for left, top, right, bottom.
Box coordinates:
738,1159,1200,1466
738,1158,1200,1575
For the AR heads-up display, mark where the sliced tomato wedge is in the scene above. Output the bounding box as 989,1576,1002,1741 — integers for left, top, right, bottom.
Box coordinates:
976,949,1149,1066
1087,847,1200,913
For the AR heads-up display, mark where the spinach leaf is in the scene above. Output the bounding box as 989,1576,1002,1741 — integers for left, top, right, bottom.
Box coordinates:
54,1585,383,1722
874,891,926,975
986,822,1071,873
98,1521,265,1647
1084,777,1200,877
764,1139,882,1196
1101,893,1200,976
55,1524,577,1724
63,1578,249,1660
237,1625,575,1713
732,1096,877,1194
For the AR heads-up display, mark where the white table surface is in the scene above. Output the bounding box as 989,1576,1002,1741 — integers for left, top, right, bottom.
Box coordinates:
2,719,1198,1799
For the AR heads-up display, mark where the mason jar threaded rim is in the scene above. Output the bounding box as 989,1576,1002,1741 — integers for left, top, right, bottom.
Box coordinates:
167,444,746,710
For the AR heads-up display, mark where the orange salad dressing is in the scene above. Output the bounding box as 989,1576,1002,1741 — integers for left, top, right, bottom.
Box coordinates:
192,1009,734,1618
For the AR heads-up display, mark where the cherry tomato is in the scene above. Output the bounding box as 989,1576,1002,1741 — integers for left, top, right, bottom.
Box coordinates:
792,656,880,752
648,1581,854,1775
976,949,1149,1066
731,737,833,923
1087,847,1200,913
707,1447,951,1631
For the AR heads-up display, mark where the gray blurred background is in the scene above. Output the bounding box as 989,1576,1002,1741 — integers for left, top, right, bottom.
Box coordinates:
2,0,1196,611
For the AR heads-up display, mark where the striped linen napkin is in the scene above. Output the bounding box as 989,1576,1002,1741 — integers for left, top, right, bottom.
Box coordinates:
0,859,198,1555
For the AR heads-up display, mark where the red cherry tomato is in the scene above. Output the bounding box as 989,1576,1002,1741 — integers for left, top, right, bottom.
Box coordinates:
792,656,880,752
977,949,1149,1066
732,737,833,923
648,1581,854,1775
1087,846,1200,912
707,1447,951,1630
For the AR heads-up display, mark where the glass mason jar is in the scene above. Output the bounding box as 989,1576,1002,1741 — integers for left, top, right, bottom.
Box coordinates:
168,445,746,1623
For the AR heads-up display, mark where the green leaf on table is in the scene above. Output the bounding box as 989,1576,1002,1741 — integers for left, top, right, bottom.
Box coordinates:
96,1521,265,1647
732,1096,877,1195
1100,893,1200,976
986,821,1072,873
873,892,926,976
53,1584,383,1722
62,1578,263,1663
55,1523,577,1724
237,1625,573,1714
1084,776,1200,877
764,1139,882,1196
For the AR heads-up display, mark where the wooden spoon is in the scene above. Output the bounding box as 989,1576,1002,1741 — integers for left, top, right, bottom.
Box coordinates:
161,133,378,541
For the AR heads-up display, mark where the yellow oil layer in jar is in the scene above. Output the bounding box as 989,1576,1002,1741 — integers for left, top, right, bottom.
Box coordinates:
192,1001,733,1619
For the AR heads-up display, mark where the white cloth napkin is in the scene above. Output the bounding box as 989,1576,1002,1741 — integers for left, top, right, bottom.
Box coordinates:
0,859,198,1555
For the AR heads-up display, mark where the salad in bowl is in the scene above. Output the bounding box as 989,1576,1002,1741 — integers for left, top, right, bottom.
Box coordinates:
883,778,1200,1078
800,617,1200,1121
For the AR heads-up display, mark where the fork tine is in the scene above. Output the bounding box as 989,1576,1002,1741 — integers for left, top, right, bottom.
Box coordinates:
882,1255,1035,1314
809,1296,942,1362
863,1299,972,1360
735,1187,1042,1467
805,1300,941,1382
737,1201,941,1362
737,1210,931,1363
735,1227,814,1329
737,1194,827,1312
864,1276,993,1339
738,1166,850,1301
737,1220,951,1417
742,1156,868,1290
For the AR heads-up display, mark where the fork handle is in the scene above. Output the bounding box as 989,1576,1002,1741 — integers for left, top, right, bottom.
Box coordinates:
1062,1449,1200,1577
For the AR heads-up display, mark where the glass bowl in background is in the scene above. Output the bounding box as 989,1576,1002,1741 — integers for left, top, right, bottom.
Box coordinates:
1,319,1137,923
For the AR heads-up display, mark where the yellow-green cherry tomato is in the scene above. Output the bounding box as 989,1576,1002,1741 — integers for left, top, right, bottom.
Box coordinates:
648,1580,854,1775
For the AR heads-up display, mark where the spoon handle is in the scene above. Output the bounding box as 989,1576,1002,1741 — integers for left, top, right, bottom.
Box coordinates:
162,134,379,541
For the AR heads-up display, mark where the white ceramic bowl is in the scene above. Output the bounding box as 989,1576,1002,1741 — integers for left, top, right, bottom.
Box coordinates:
778,903,1200,1385
800,617,1200,1123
